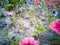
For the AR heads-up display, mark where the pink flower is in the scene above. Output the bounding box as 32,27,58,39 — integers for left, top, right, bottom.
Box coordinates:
49,19,60,35
6,11,14,16
43,0,51,7
57,2,60,6
19,36,38,45
47,2,51,7
34,0,39,4
43,0,49,3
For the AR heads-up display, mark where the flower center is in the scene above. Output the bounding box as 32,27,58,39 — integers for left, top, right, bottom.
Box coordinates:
27,43,33,45
27,43,30,45
53,11,55,14
58,26,60,28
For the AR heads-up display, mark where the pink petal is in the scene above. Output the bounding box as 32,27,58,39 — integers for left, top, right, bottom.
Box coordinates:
19,36,39,45
34,0,39,4
21,37,29,44
6,11,13,16
47,2,51,6
49,19,60,35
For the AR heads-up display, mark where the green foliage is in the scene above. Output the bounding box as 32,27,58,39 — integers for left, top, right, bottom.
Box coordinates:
16,36,22,42
31,32,37,36
49,40,60,45
10,36,22,45
10,40,18,45
9,0,19,3
31,19,46,36
3,30,9,36
0,0,8,7
0,35,8,44
57,8,60,18
47,11,58,25
9,0,19,6
36,19,46,34
0,12,2,17
5,0,25,11
37,26,46,33
9,0,25,6
5,3,14,11
48,35,60,45
18,13,24,17
25,4,31,11
42,2,47,12
19,0,25,5
10,16,17,23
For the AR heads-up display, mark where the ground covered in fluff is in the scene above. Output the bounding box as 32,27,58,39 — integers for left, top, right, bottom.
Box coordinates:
0,0,60,45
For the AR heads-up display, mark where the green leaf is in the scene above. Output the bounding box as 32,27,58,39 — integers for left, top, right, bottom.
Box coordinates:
3,30,9,36
31,32,36,36
35,19,46,34
10,40,18,45
19,13,23,17
10,16,16,23
5,3,14,11
16,36,22,42
37,26,46,33
19,0,25,5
